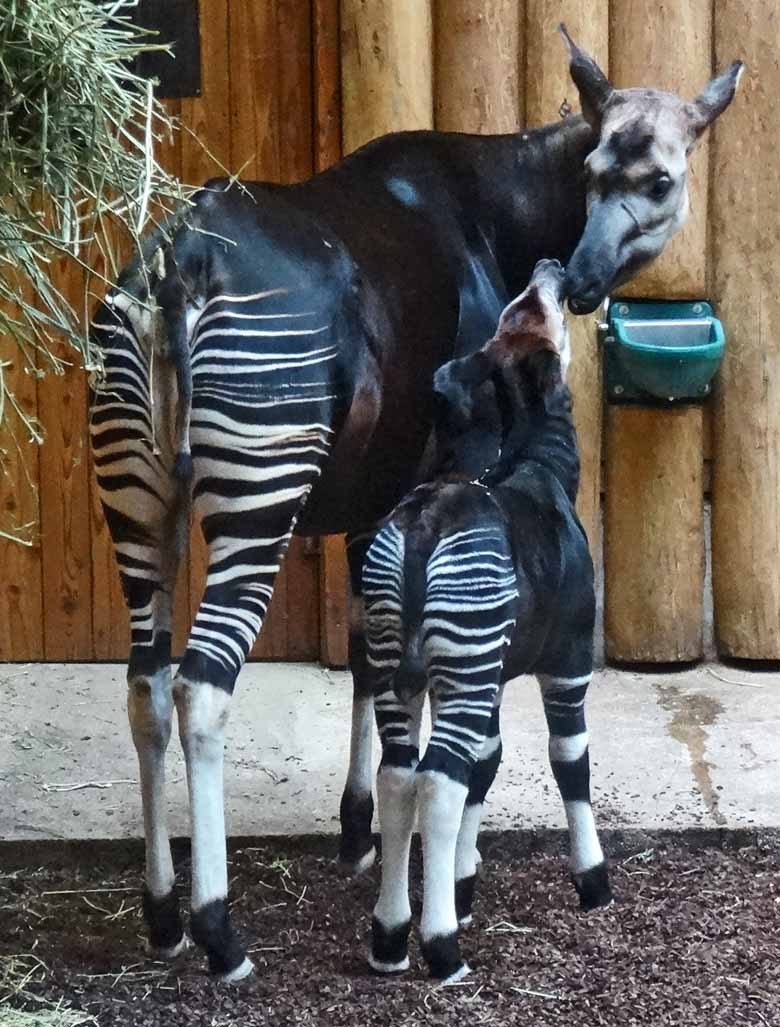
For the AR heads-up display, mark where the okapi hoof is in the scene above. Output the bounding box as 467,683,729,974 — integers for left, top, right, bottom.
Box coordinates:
421,931,469,983
455,875,477,927
148,933,192,961
338,789,375,875
369,917,411,974
573,861,613,911
142,886,187,959
190,898,251,981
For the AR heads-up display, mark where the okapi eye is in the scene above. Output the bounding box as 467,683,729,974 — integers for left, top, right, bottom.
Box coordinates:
649,173,672,200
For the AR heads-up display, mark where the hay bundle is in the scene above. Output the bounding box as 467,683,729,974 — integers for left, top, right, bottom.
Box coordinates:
0,0,189,441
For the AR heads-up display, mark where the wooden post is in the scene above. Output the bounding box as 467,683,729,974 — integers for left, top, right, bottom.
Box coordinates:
340,0,433,152
710,3,780,658
525,2,608,558
603,1,711,662
604,406,704,661
433,0,521,133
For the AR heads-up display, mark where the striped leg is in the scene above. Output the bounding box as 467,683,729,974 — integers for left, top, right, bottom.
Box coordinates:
175,499,306,981
91,297,190,959
537,673,612,910
370,688,426,973
339,532,378,873
453,688,504,927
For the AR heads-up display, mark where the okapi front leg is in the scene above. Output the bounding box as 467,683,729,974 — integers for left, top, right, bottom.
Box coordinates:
537,673,612,910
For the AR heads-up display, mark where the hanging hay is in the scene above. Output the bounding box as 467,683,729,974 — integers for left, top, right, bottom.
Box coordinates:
0,0,192,503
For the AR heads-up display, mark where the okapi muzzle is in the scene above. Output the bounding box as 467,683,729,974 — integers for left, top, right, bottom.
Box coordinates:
558,24,744,314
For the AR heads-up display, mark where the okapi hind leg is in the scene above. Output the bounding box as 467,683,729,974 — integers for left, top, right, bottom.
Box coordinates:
338,531,379,873
536,673,612,911
174,498,309,982
454,689,504,927
122,494,191,959
369,688,426,974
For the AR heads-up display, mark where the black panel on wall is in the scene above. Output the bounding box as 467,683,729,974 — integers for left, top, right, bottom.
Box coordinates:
133,0,201,98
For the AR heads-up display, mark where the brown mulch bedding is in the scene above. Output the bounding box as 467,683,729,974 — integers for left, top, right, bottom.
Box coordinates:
1,836,778,1027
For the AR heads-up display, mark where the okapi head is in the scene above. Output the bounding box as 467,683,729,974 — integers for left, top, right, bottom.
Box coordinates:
560,25,744,314
433,259,569,454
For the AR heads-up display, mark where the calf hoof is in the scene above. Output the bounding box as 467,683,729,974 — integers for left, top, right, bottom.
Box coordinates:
370,917,411,973
142,887,186,958
422,931,468,983
455,875,476,927
218,957,255,984
573,861,613,911
191,898,250,980
338,789,375,875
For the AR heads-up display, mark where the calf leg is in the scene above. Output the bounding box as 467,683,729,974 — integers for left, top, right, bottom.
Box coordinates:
537,673,612,910
369,687,425,973
453,688,504,927
339,532,378,873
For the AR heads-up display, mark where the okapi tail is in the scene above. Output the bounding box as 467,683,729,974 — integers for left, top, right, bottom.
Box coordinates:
395,525,437,687
154,247,194,482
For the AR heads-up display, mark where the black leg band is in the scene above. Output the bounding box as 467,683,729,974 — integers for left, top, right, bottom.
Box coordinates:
421,931,466,981
142,886,184,952
573,861,613,911
371,917,411,968
338,789,375,866
455,874,476,923
190,898,247,976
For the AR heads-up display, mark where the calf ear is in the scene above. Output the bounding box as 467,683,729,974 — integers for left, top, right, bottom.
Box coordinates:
433,351,492,415
558,23,613,131
689,61,745,138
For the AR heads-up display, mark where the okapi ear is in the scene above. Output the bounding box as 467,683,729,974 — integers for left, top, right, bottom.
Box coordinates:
558,23,613,131
688,61,745,138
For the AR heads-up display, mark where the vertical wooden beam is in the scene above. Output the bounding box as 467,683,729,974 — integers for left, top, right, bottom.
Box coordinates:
603,0,711,663
711,3,780,658
314,0,349,667
313,0,341,173
36,253,93,659
604,406,704,661
340,0,433,153
0,295,43,661
525,2,608,558
433,0,521,134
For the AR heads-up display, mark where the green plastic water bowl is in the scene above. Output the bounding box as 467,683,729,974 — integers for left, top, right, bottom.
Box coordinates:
603,299,725,404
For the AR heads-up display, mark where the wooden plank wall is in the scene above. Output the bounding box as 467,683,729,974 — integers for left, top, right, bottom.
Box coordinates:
1,2,774,665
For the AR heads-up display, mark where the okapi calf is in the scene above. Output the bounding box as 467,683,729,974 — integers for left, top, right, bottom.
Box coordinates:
363,260,609,982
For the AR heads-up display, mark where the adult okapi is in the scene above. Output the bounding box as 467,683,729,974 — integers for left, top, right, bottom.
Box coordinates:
90,29,743,980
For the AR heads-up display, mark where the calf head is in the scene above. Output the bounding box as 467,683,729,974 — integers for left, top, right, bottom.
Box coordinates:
433,259,569,448
560,25,744,314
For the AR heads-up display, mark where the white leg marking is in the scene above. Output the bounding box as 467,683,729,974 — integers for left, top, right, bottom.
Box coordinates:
346,694,375,797
175,681,231,910
374,766,417,930
564,799,605,875
549,731,589,762
418,771,468,942
128,669,175,899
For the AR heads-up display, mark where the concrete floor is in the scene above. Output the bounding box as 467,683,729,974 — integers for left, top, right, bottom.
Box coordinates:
0,661,777,841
